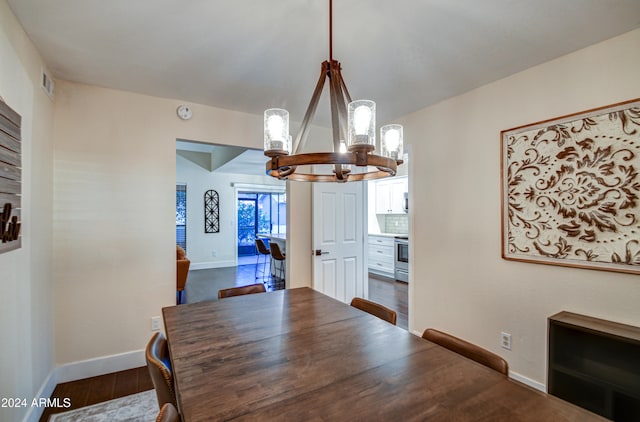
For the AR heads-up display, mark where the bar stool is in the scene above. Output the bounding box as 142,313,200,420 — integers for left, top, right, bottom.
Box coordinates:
255,238,270,282
270,242,286,285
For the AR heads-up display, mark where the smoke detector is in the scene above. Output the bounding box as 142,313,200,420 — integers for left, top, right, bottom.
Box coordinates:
177,105,193,120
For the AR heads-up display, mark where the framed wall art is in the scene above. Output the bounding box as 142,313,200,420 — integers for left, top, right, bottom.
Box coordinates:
501,99,640,274
0,98,22,254
204,189,220,233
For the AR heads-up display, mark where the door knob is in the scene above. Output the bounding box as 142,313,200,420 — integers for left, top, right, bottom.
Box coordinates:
314,249,329,256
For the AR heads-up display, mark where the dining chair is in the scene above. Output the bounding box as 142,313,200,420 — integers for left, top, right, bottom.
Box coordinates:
145,332,177,409
422,328,509,375
156,402,180,422
255,238,270,282
350,297,397,325
218,282,267,299
270,242,286,282
176,245,190,305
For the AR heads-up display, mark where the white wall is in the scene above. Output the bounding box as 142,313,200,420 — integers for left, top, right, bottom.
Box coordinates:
0,1,55,421
401,28,640,388
176,153,284,268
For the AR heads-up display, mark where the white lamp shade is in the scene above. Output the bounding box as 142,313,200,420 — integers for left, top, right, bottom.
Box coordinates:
381,124,403,160
264,108,290,153
347,100,376,148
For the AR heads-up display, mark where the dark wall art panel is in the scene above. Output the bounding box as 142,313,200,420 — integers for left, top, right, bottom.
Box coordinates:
0,99,22,254
204,189,220,233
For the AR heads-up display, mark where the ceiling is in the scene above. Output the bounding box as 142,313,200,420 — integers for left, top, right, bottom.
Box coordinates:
176,140,268,177
8,0,640,128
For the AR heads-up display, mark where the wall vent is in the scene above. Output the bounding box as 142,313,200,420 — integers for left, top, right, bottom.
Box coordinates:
41,68,54,99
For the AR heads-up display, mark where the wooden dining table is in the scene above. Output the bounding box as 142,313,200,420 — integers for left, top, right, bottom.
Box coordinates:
162,287,604,421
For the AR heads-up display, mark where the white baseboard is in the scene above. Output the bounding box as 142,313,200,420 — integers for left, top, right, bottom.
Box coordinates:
23,368,57,422
56,349,145,384
509,370,546,392
191,260,236,270
22,350,145,422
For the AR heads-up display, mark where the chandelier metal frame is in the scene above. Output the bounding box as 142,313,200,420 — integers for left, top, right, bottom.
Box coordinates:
264,0,403,182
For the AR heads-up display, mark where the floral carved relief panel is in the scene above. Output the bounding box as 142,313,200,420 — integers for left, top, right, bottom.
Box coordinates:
501,99,640,274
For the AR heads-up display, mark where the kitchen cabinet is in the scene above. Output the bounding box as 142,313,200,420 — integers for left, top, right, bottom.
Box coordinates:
368,235,394,277
374,176,407,214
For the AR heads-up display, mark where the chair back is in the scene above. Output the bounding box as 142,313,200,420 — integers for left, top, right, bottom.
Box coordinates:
156,403,180,422
218,283,266,299
422,328,509,375
176,245,190,292
350,297,397,325
146,332,177,409
256,238,270,255
176,259,190,291
270,242,286,261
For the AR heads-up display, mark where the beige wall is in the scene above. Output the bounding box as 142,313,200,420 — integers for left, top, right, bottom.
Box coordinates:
0,1,55,421
52,81,315,365
402,28,640,386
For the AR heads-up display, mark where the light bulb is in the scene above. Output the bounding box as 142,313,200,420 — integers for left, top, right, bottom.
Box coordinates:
353,106,372,135
267,115,284,141
384,128,400,151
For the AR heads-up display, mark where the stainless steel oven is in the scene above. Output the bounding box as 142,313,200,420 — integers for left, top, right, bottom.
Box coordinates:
394,236,408,283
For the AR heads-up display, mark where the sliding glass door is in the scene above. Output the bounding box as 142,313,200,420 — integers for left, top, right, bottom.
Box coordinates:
237,191,286,256
237,196,257,256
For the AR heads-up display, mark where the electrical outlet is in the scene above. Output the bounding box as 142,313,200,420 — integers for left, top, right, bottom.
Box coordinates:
151,316,162,331
212,250,217,257
501,332,512,350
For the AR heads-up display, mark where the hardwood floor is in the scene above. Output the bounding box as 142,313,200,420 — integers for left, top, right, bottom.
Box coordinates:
39,272,408,420
39,366,153,421
182,262,284,304
368,273,408,330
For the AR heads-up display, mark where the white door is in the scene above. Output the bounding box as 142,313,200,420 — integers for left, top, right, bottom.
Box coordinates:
312,182,366,303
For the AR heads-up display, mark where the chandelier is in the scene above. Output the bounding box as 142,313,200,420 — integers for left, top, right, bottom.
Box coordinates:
263,0,404,182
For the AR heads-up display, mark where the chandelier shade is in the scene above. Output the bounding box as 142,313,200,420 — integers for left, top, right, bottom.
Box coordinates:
347,100,376,150
264,108,291,156
381,124,403,160
263,0,403,182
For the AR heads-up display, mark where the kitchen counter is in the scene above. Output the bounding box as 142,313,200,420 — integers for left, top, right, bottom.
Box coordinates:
368,232,407,238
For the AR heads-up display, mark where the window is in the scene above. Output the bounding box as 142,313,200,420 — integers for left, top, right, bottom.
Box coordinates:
176,184,187,251
237,191,286,256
